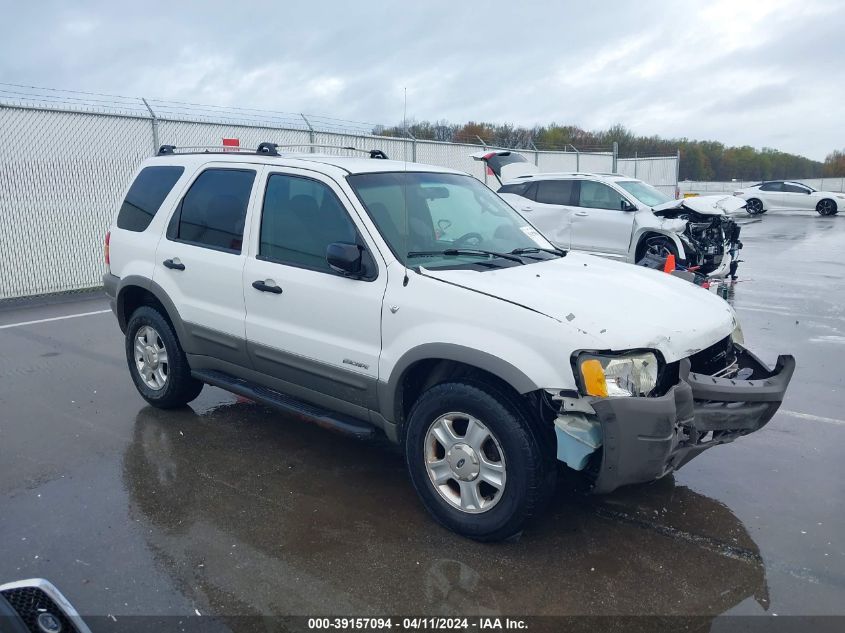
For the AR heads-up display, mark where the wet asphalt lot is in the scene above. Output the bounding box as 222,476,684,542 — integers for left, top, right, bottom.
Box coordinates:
0,212,843,627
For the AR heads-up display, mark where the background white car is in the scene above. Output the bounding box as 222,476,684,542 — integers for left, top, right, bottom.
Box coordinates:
474,150,745,278
733,181,843,216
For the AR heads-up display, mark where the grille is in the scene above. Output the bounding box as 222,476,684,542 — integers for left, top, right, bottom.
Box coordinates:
689,336,737,376
1,587,77,633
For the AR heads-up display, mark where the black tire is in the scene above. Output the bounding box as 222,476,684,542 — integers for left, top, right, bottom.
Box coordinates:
404,381,554,541
745,198,766,215
125,306,203,408
816,199,838,216
637,234,678,262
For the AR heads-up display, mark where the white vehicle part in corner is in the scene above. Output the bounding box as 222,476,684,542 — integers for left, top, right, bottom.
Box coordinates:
554,412,602,470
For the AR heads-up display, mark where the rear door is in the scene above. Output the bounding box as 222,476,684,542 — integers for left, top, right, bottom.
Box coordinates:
569,180,636,256
514,179,575,249
154,163,259,366
242,167,386,413
758,182,785,209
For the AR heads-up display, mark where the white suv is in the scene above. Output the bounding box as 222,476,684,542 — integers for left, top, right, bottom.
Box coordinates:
475,150,745,279
104,142,794,541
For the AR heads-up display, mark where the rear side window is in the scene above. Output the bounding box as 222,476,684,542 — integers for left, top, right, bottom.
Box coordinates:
760,182,783,192
170,169,256,253
536,180,575,205
259,173,358,273
117,166,184,232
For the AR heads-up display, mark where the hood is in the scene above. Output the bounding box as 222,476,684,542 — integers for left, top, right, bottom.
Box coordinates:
420,253,736,363
653,194,746,216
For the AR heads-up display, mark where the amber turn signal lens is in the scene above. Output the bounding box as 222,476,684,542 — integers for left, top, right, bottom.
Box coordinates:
580,359,608,398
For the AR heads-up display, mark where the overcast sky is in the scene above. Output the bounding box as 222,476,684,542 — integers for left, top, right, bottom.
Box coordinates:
1,0,842,160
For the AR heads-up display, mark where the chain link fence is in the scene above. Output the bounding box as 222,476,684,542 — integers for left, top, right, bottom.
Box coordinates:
0,87,678,300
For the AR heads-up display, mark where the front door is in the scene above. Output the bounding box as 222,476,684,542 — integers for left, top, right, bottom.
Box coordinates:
242,168,387,413
569,180,635,256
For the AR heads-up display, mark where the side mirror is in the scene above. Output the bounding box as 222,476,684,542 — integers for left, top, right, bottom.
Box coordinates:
621,200,638,212
326,242,363,276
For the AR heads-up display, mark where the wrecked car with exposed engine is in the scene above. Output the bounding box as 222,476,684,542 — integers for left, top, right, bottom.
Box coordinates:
474,150,745,279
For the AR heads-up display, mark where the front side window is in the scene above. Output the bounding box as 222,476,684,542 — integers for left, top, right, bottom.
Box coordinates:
348,172,556,270
616,180,671,207
260,174,358,273
578,180,629,211
172,169,255,253
783,183,811,194
117,166,184,232
535,180,575,205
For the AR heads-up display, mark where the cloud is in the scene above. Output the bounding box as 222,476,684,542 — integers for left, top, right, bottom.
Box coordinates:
0,0,841,160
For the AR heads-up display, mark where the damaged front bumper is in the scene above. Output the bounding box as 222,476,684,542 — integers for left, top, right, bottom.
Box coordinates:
555,345,795,494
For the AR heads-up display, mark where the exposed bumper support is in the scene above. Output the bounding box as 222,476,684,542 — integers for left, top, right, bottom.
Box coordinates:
589,346,795,494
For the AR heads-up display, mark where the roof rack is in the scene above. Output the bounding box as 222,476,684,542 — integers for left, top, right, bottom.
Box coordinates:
157,143,389,159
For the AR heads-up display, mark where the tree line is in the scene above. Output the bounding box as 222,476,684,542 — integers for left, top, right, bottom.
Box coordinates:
373,121,844,181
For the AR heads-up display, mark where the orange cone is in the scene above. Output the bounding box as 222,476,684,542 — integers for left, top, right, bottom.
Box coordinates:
663,253,676,273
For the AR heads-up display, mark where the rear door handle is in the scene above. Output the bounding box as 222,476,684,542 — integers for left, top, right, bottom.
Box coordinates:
521,206,533,212
252,279,283,294
575,211,589,216
163,258,185,270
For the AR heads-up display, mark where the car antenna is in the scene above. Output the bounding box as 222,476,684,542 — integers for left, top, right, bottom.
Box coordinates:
402,86,410,287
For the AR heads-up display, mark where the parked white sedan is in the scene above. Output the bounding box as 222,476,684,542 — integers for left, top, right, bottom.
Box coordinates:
733,181,843,216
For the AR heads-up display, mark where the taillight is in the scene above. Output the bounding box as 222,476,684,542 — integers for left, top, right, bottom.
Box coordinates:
104,231,111,268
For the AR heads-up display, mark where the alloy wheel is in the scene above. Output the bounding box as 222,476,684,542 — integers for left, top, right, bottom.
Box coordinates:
424,412,506,514
134,325,169,390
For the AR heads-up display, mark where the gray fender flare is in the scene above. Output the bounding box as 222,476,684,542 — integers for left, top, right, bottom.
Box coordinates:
114,275,189,347
378,343,540,426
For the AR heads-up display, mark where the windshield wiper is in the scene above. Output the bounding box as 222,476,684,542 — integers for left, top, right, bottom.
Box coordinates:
510,247,566,257
407,249,526,264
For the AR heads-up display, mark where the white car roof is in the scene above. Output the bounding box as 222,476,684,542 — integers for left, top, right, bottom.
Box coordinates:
502,172,634,184
145,151,466,178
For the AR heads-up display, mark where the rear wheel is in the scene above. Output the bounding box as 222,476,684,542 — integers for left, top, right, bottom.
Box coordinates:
404,381,554,541
745,198,765,215
125,306,203,408
816,199,838,216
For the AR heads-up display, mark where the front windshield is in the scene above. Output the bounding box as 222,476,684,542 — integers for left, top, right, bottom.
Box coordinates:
347,172,557,269
617,180,672,206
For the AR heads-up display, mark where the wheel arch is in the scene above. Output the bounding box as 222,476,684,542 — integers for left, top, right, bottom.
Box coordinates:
632,228,686,261
380,344,541,437
116,276,188,345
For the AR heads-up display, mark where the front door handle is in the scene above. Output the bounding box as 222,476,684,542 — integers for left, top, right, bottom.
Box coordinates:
521,205,533,212
574,211,589,216
163,258,185,271
252,279,283,294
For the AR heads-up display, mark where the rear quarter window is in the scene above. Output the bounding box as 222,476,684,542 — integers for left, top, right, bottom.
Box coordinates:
117,166,185,232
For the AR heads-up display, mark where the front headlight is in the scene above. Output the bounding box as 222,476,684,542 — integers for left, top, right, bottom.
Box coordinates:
576,352,659,398
731,321,745,345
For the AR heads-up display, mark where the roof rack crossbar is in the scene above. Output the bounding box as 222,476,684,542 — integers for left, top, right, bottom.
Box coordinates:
156,143,390,159
264,143,389,159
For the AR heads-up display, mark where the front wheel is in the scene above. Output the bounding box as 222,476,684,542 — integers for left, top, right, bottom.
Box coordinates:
404,381,554,541
125,306,204,408
745,198,766,215
816,199,838,216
